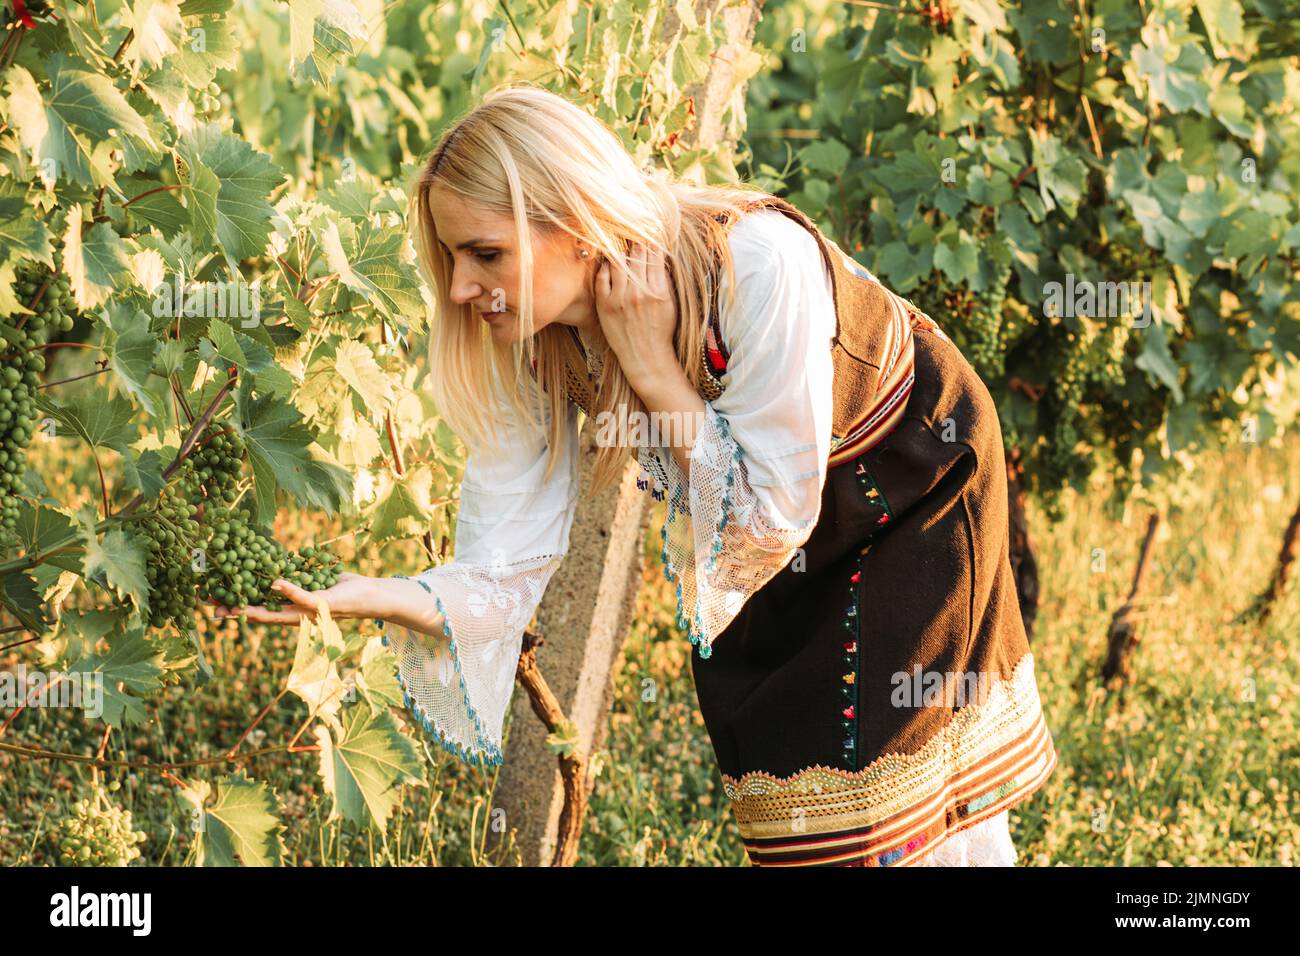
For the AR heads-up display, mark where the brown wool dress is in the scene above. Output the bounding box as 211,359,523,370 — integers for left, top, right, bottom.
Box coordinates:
556,195,1057,866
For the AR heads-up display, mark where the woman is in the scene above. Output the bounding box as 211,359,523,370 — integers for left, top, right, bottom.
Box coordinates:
217,83,1057,867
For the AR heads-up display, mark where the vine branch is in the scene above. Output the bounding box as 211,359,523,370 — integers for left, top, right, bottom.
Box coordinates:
0,739,319,771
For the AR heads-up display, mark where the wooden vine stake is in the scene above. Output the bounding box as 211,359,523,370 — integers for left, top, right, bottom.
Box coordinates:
1005,446,1039,643
1101,512,1163,688
513,631,587,866
1250,493,1300,624
487,0,764,866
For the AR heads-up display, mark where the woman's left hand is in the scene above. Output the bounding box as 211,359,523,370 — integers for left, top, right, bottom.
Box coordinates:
595,241,680,390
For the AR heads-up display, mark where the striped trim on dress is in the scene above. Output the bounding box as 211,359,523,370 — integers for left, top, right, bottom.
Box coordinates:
722,653,1057,867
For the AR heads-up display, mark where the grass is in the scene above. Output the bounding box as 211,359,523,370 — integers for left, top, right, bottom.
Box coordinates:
2,435,1297,866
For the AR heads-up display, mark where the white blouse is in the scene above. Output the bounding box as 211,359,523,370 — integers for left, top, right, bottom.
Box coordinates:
380,209,1016,865
633,210,836,661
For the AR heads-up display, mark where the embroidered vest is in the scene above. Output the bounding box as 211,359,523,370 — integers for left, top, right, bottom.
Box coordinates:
560,195,944,467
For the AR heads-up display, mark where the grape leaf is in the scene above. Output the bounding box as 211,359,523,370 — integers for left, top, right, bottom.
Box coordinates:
286,612,347,724
170,15,239,87
155,338,187,376
1132,24,1212,116
55,606,133,667
33,391,138,449
51,0,113,68
0,261,26,315
183,161,222,249
934,239,979,285
1028,131,1086,218
109,320,166,420
368,475,429,544
126,0,186,71
12,502,79,571
955,0,1007,33
0,570,50,632
179,0,234,14
288,0,369,87
320,219,425,319
245,448,279,528
1195,0,1244,58
82,527,150,613
185,771,285,866
237,388,351,514
64,205,134,310
119,177,189,236
5,56,155,189
320,177,377,219
176,126,284,264
201,318,247,370
0,193,55,269
355,637,404,713
65,623,165,727
332,339,395,410
798,139,852,176
1135,321,1186,404
315,704,423,831
114,446,168,500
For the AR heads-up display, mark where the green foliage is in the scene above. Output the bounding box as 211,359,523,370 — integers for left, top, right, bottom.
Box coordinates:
10,0,1288,868
747,0,1300,516
0,0,739,863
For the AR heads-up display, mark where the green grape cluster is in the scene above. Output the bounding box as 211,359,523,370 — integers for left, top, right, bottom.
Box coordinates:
1104,241,1153,276
9,263,76,344
1039,331,1091,490
1042,416,1081,478
1055,332,1087,408
191,424,244,503
1084,321,1129,389
197,506,286,608
196,506,340,610
193,81,222,120
131,462,202,629
967,259,1013,377
277,545,342,603
0,362,38,537
1,265,74,534
54,787,147,867
1095,241,1149,389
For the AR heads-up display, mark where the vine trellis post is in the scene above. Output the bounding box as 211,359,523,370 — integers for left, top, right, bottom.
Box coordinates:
487,0,765,867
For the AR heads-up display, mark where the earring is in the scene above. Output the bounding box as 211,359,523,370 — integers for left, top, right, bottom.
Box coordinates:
578,248,591,259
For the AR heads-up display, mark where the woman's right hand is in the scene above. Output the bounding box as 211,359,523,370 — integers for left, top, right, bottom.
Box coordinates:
208,572,379,626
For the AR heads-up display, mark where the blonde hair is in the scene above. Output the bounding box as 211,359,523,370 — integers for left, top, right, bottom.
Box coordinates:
410,81,768,494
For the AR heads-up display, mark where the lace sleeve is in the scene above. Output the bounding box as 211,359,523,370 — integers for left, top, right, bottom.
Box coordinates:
640,209,837,658
380,386,580,766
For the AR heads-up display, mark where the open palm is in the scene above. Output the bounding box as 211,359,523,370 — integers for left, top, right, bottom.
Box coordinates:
208,572,373,625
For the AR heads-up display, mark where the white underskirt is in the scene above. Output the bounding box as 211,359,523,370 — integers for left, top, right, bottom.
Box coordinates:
908,809,1019,866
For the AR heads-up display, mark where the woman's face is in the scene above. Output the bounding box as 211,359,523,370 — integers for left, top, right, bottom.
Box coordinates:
426,186,597,345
